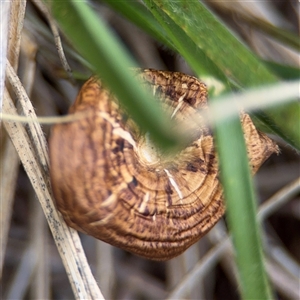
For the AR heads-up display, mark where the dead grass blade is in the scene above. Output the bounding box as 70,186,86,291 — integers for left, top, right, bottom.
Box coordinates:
3,87,104,299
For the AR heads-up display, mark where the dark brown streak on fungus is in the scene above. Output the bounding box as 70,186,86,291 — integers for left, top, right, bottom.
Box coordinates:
49,69,279,260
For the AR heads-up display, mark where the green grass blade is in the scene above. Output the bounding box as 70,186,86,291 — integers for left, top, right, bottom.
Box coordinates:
49,0,180,150
145,1,232,88
263,61,300,80
144,0,277,87
141,2,277,298
143,0,299,151
214,115,273,300
102,0,231,87
206,80,300,151
255,107,300,151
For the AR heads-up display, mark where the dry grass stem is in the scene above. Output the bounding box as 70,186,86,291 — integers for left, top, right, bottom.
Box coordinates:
0,133,19,277
0,2,11,106
0,0,24,279
7,0,26,71
6,60,49,170
3,89,104,299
